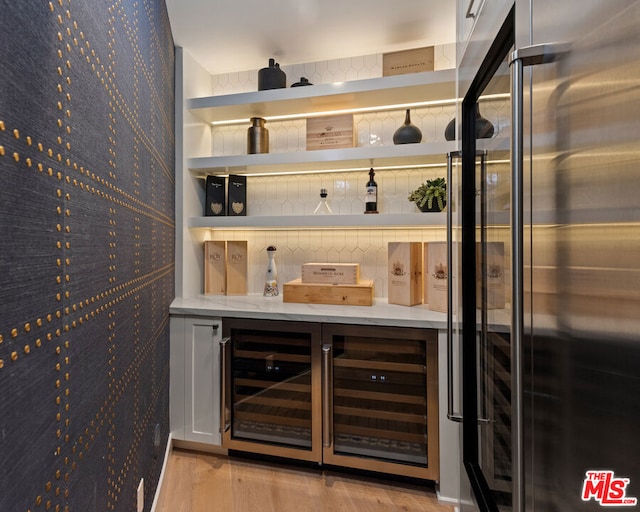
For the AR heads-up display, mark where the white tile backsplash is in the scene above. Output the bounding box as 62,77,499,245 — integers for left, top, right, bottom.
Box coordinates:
199,46,510,300
210,44,455,95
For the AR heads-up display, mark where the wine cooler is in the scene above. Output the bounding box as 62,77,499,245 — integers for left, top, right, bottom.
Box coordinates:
322,324,439,480
221,319,439,480
221,318,323,462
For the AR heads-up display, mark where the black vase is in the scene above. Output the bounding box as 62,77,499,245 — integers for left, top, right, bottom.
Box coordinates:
258,58,286,90
444,104,494,141
393,109,422,144
291,77,312,87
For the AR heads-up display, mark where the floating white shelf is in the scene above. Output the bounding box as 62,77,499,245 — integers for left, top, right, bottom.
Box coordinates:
188,141,456,176
187,69,457,123
188,212,447,230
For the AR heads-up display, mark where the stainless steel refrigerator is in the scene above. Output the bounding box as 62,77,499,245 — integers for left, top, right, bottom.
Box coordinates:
450,1,640,510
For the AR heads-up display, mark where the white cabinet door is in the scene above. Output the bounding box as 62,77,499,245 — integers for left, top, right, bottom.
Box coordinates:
170,316,222,445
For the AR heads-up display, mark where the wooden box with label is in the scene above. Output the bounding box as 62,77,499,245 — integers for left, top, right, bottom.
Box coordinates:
477,242,505,309
388,242,422,306
301,263,360,285
204,240,226,295
306,114,354,151
226,240,248,295
424,242,448,313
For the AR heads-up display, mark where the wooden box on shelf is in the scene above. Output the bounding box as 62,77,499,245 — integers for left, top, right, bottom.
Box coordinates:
204,241,226,295
301,263,360,285
424,242,448,313
283,279,374,306
383,46,435,76
388,242,422,306
226,240,248,295
477,242,506,309
306,114,354,151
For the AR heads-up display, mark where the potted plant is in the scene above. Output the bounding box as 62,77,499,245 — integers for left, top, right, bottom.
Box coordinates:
408,177,447,212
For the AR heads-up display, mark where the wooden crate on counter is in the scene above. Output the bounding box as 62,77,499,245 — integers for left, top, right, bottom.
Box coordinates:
283,279,374,306
301,263,360,285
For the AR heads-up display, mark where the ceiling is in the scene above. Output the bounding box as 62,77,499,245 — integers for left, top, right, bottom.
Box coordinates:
165,0,456,75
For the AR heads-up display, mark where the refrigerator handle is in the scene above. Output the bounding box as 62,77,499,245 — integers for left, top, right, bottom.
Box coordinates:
322,344,333,447
509,41,569,512
446,150,463,423
219,336,231,433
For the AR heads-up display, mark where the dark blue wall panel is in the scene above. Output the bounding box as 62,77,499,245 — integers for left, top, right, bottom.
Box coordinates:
0,1,175,510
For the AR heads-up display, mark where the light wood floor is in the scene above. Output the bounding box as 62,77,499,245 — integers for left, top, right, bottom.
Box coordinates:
154,449,455,512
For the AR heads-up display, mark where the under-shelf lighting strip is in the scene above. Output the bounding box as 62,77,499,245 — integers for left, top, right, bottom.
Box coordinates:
209,159,510,178
209,99,454,127
209,93,509,126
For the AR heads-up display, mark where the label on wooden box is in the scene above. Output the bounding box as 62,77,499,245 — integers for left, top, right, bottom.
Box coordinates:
477,242,505,309
204,241,226,295
283,279,374,306
306,114,354,151
383,46,435,76
226,240,248,295
424,242,448,312
388,242,422,306
301,263,360,285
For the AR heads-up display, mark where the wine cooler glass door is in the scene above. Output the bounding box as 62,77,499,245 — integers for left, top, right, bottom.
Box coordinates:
222,318,322,463
322,324,439,481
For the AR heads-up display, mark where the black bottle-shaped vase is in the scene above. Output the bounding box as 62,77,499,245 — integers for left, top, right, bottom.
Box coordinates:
393,109,422,144
444,104,494,141
258,58,286,90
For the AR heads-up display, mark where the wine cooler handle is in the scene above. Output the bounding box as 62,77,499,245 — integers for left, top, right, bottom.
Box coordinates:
322,344,333,448
446,150,463,423
219,336,231,433
509,42,568,512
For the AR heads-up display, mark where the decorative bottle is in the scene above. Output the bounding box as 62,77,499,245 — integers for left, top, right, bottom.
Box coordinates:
393,109,422,144
263,245,278,297
313,188,333,215
364,168,378,214
247,117,269,154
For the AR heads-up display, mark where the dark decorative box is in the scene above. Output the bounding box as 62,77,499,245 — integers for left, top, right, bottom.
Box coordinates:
227,175,247,216
205,175,226,216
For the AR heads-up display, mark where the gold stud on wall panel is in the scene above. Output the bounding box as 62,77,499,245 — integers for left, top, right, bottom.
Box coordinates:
0,1,175,511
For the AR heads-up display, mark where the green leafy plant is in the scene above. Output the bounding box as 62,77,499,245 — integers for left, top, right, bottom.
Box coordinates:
408,177,447,211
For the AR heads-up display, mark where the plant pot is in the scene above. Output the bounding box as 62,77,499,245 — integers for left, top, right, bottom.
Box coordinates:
417,201,445,212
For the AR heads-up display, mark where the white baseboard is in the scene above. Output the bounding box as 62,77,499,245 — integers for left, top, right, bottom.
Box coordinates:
150,433,174,512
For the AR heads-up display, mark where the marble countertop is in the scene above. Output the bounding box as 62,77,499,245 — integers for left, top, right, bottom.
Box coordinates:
170,294,448,329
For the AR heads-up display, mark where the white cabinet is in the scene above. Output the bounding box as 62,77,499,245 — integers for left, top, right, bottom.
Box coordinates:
170,315,222,445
